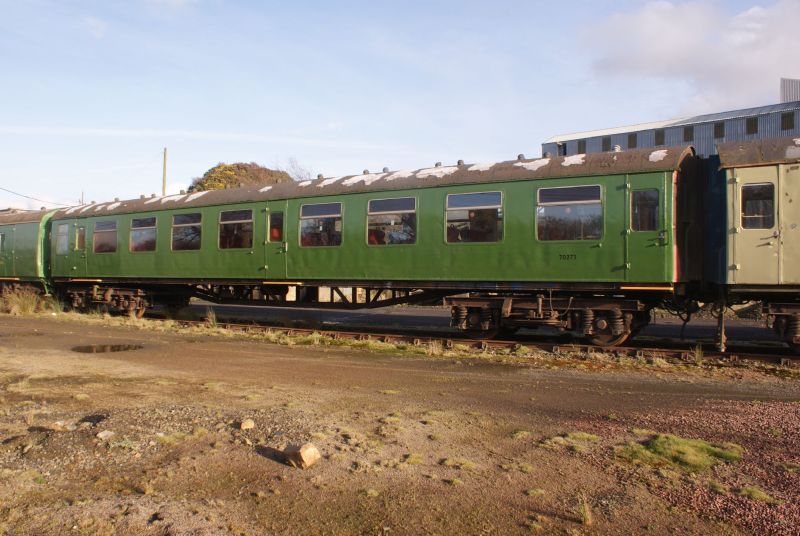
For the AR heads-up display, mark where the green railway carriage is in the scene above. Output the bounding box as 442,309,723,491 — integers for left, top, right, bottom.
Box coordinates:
0,209,54,288
44,145,703,342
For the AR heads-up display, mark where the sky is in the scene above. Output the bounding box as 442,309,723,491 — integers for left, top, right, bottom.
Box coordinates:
1,0,798,209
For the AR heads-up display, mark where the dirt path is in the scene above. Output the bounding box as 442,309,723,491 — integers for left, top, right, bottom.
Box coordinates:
0,315,798,535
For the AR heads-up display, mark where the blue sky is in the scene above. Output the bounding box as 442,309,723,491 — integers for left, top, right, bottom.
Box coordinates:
1,0,798,208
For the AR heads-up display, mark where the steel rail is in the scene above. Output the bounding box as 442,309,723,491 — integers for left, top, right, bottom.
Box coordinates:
170,319,799,368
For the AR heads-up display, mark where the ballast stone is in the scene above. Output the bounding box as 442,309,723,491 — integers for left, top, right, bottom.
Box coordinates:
284,443,321,469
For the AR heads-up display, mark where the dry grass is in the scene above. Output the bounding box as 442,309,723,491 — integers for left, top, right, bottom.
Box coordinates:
738,486,780,504
1,287,45,315
576,494,593,526
616,432,743,472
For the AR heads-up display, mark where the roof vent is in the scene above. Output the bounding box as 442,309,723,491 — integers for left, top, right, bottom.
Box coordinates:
91,200,96,204
140,195,145,199
435,162,442,167
457,159,464,166
151,194,156,198
517,153,525,161
40,206,45,211
613,145,622,152
382,167,389,173
317,174,324,180
180,190,186,194
114,197,120,202
363,169,369,175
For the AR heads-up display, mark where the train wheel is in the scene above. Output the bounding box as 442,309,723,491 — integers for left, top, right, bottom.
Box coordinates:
587,331,631,347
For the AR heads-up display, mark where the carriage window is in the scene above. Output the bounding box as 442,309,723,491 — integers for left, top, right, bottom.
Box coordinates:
172,213,202,251
446,191,503,243
269,211,284,242
0,233,4,252
300,202,342,247
55,224,69,255
632,190,659,232
741,183,774,229
537,185,602,241
219,209,253,249
130,217,156,252
93,220,117,253
367,197,416,245
76,226,86,251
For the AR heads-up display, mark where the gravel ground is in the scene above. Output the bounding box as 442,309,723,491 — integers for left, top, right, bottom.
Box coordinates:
0,313,798,535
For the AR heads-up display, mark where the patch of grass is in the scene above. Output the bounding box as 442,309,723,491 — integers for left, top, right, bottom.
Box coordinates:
708,481,729,495
204,307,217,328
109,437,137,451
400,453,423,466
363,488,379,498
565,432,600,442
445,478,463,486
616,433,743,472
511,430,531,440
738,486,780,504
440,458,477,471
73,393,90,402
500,462,534,474
576,495,593,526
379,389,401,395
0,287,43,315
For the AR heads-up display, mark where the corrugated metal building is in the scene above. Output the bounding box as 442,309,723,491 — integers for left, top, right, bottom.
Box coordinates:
541,100,800,158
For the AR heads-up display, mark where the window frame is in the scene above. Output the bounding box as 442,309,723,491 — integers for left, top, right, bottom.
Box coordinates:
782,111,795,131
683,126,694,142
129,216,157,253
601,137,611,152
577,139,586,154
631,189,660,232
298,202,344,248
627,133,637,149
55,223,69,256
654,129,665,146
714,121,725,139
740,182,775,230
170,212,203,252
366,196,417,247
92,220,118,254
0,232,5,253
218,208,254,250
746,116,758,135
75,226,86,251
444,191,504,245
535,184,604,242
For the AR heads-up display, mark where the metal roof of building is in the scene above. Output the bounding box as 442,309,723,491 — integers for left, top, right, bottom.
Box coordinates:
50,145,696,220
718,137,800,169
545,101,800,143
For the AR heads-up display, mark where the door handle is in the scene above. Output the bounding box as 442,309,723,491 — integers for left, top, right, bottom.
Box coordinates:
282,241,288,253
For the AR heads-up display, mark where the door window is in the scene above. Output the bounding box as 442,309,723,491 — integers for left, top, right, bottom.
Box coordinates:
741,183,774,229
219,209,253,249
76,227,86,251
632,190,659,231
269,211,284,242
0,233,5,253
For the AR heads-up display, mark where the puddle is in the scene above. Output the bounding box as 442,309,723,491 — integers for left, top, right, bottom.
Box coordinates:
71,344,144,354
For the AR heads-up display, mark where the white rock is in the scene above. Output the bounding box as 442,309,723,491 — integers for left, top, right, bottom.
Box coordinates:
240,419,255,431
284,442,322,469
96,430,115,441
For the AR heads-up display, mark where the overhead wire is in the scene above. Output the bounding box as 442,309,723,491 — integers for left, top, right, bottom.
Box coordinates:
0,185,73,207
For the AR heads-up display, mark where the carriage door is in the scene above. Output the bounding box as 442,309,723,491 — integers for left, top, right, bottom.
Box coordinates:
779,163,800,284
729,167,779,284
626,174,669,282
67,224,87,277
264,201,287,280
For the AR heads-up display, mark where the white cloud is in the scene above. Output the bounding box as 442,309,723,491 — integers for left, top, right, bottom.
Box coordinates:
586,1,800,111
83,16,108,39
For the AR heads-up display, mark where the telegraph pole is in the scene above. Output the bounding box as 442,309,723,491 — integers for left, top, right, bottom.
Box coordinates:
162,147,167,196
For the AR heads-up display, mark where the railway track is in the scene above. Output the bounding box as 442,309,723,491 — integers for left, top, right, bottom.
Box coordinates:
171,318,800,368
